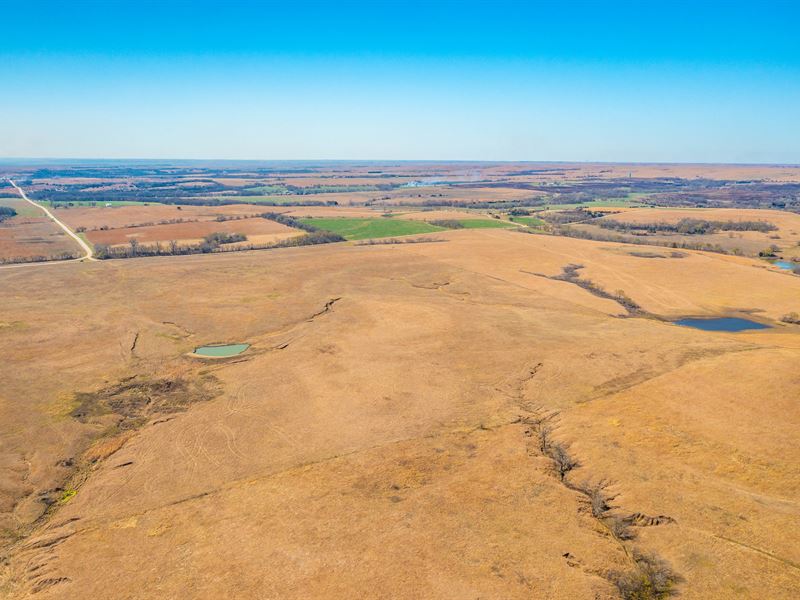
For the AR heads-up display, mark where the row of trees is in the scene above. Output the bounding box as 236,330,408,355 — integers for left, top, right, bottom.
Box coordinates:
258,212,320,232
530,224,737,256
597,217,777,235
0,250,78,265
95,231,247,259
93,219,346,259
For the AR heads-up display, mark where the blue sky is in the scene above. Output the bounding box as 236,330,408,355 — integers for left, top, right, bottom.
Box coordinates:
1,1,798,162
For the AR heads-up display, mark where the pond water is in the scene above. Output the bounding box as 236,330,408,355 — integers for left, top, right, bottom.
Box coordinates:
772,260,798,271
194,343,250,357
674,318,770,332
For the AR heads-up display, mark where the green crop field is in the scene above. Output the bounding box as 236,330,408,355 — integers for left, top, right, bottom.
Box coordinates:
455,219,516,229
300,218,443,240
509,216,545,227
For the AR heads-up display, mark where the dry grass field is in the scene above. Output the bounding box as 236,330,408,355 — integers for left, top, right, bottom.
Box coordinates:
0,197,77,262
0,216,77,262
1,227,798,599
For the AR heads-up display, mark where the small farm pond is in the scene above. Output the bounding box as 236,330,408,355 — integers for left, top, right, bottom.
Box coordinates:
194,343,250,357
673,318,770,332
772,260,798,271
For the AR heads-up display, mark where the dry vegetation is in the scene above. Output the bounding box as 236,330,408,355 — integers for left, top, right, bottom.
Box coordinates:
0,224,798,598
0,216,78,263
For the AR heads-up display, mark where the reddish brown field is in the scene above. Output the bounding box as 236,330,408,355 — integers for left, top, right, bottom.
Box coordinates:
84,217,301,247
54,204,265,231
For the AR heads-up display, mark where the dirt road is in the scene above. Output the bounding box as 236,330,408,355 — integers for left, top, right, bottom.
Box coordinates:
8,178,95,261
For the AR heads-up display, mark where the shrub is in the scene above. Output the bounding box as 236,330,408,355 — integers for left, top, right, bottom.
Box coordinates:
579,479,616,518
549,442,578,480
203,232,247,245
609,551,682,599
0,206,17,222
781,312,800,324
608,516,636,541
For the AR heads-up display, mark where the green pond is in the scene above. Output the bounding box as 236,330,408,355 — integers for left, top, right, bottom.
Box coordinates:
194,343,250,357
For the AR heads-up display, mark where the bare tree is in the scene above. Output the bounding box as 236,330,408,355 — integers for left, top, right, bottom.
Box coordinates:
549,442,578,480
610,551,682,599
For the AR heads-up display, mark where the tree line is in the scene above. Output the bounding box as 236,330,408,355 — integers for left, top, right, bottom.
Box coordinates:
596,217,777,235
0,207,17,222
93,214,346,260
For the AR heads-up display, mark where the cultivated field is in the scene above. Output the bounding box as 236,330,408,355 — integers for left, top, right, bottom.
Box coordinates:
1,227,798,599
53,204,267,231
84,217,301,247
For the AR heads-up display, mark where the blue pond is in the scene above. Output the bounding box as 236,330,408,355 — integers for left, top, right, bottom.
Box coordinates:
674,317,770,332
772,260,798,271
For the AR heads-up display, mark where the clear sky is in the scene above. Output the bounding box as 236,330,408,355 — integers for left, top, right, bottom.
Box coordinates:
1,0,798,163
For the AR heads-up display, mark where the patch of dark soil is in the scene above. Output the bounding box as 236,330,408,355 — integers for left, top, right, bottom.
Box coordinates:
69,374,220,429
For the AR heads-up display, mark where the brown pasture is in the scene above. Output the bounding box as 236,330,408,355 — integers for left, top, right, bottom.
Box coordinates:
0,217,78,261
0,228,798,598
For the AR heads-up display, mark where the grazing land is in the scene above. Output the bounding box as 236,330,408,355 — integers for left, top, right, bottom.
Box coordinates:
0,161,799,599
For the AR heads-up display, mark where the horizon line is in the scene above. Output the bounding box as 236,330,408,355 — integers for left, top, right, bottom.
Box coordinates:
1,157,799,168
